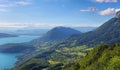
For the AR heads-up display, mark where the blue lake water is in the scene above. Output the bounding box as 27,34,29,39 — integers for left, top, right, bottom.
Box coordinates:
0,35,40,70
0,35,40,45
0,53,18,70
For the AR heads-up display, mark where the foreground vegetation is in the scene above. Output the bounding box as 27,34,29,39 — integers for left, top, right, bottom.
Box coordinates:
13,44,120,70
63,44,120,70
13,45,92,70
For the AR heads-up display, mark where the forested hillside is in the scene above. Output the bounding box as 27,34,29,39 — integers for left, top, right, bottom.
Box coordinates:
13,45,92,70
59,17,120,47
63,44,120,70
14,44,120,70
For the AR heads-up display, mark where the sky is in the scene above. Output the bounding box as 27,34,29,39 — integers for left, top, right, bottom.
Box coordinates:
0,0,119,29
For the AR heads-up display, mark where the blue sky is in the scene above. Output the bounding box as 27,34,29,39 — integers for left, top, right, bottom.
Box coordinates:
0,0,119,29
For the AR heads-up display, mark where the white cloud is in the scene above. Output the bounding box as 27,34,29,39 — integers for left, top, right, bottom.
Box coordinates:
0,23,29,28
16,1,31,5
0,22,99,29
80,7,97,12
99,8,120,16
0,0,33,12
99,8,115,15
95,0,118,3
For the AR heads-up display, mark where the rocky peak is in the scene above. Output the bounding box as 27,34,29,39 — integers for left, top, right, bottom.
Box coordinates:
116,11,120,18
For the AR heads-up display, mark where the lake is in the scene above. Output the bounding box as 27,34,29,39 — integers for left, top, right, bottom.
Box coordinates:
0,35,40,45
0,35,40,70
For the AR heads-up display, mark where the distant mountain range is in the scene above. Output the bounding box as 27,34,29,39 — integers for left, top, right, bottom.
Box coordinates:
30,26,81,47
0,26,95,36
0,33,17,38
15,29,48,36
0,28,48,36
0,27,81,53
33,27,81,42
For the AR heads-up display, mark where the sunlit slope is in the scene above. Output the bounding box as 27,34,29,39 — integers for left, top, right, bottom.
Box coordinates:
64,44,120,70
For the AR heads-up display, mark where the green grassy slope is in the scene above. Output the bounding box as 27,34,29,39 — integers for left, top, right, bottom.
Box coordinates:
63,44,120,70
13,45,92,70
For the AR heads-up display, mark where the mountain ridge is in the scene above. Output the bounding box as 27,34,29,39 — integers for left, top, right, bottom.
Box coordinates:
30,26,81,47
58,17,120,47
33,26,81,41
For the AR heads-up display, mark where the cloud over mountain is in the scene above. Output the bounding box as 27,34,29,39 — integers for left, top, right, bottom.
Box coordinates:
99,8,120,16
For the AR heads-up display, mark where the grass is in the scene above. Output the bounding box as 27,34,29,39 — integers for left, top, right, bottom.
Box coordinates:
48,60,60,65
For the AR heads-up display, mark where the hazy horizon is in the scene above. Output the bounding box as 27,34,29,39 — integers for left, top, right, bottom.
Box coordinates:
0,0,119,29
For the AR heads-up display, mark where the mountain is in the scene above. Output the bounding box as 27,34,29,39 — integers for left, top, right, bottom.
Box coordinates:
59,15,120,47
14,29,48,36
0,28,48,36
33,27,81,42
63,44,120,70
31,26,81,47
0,33,17,38
116,11,120,18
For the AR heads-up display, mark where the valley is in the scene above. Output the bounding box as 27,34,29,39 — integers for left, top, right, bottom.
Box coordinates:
12,12,120,70
0,0,120,70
